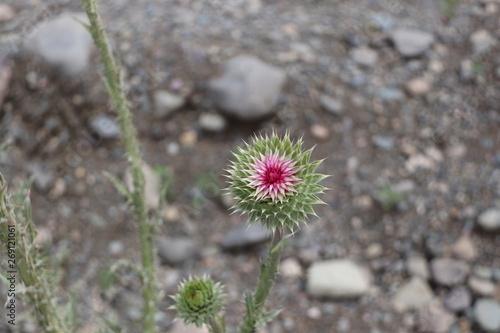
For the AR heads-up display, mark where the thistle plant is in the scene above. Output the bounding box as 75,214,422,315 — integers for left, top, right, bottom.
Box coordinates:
172,133,328,332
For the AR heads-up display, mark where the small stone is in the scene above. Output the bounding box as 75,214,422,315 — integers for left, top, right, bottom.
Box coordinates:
493,268,500,283
307,307,322,320
153,90,185,118
108,240,125,255
162,205,180,222
391,277,434,311
89,115,121,139
443,286,472,312
34,227,52,246
372,135,395,151
475,266,493,280
310,124,330,141
319,95,344,115
405,77,430,96
280,258,303,279
460,59,474,81
478,208,500,232
350,47,378,67
417,300,455,333
124,163,160,210
28,163,55,192
406,256,430,279
0,5,15,22
157,237,196,265
365,243,383,259
179,130,197,146
220,223,269,250
0,58,12,111
208,55,286,120
307,259,371,298
390,29,435,57
377,87,404,102
468,277,496,297
199,113,227,132
451,235,477,261
170,321,209,333
473,298,500,332
26,12,92,75
431,258,469,286
392,180,415,194
470,30,497,55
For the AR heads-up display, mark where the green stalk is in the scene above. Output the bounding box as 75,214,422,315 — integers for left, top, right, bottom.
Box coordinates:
79,1,158,332
208,315,226,333
239,229,283,333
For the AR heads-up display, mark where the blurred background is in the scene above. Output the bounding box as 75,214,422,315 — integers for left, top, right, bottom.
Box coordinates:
0,0,499,332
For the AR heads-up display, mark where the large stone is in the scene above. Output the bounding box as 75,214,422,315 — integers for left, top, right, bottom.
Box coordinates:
220,222,269,250
474,298,500,332
153,90,185,118
208,55,286,120
406,256,430,280
390,29,434,57
430,258,469,286
26,12,92,75
88,115,121,139
417,300,455,333
478,208,500,232
391,277,434,311
451,235,477,261
307,260,370,298
157,237,196,265
470,30,497,55
443,286,472,312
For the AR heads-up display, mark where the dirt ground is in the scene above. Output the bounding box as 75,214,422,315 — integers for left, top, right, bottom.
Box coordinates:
1,0,499,332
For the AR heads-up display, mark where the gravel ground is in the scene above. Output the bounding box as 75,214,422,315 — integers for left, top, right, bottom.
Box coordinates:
0,0,499,332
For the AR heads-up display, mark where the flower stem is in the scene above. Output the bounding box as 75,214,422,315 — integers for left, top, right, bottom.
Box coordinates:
239,229,283,333
79,1,158,332
208,315,226,333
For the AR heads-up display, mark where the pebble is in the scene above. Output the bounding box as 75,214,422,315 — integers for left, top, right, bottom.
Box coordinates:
28,162,55,192
406,256,430,279
208,55,286,120
493,268,500,283
389,29,435,57
307,259,371,298
88,115,121,139
220,222,269,250
470,30,497,55
307,306,322,320
431,258,469,286
0,58,12,110
108,240,125,255
34,227,53,246
417,300,455,333
153,90,185,118
473,298,500,332
319,95,344,116
365,243,383,259
310,124,330,141
405,77,431,96
279,258,303,279
179,130,197,146
377,87,404,102
477,208,500,232
25,12,92,75
124,163,160,210
451,235,477,261
443,286,472,312
199,113,227,132
474,266,493,280
391,277,434,311
468,277,496,297
156,237,197,265
350,47,378,67
0,4,15,22
372,135,395,151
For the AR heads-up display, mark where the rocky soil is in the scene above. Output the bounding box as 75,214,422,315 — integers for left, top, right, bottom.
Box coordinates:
0,0,499,332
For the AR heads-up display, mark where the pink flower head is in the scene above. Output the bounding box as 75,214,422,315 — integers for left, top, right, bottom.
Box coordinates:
248,153,300,202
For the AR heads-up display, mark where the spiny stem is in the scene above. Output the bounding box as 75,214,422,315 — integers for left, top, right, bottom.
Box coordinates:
239,229,283,333
79,1,158,332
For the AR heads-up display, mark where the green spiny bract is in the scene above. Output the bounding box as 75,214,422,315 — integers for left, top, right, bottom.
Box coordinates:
226,132,328,231
171,276,224,328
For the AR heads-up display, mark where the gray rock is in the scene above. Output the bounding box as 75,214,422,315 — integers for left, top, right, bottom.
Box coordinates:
89,115,121,139
478,208,500,232
0,57,11,110
443,286,472,312
460,59,474,81
451,235,477,261
474,299,500,332
28,163,55,192
372,135,395,151
220,222,269,250
208,55,286,120
307,259,371,298
474,266,493,280
108,240,125,255
417,300,455,333
350,47,378,67
157,237,196,265
319,95,344,115
0,4,15,22
406,256,430,280
370,13,394,31
493,268,500,282
153,90,185,118
26,12,92,75
390,29,435,57
199,113,227,132
470,30,497,55
391,277,434,311
430,258,469,286
468,277,496,297
124,163,160,210
377,87,404,102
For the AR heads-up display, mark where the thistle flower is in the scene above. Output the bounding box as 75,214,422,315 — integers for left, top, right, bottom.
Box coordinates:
171,276,224,328
227,133,328,231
